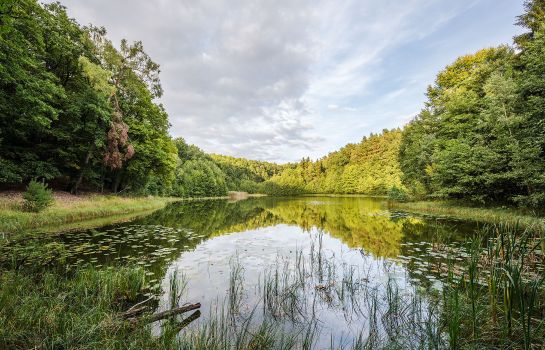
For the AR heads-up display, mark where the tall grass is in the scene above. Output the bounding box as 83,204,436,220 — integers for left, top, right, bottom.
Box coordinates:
1,223,543,349
442,223,545,349
0,266,170,349
0,195,179,233
171,233,446,349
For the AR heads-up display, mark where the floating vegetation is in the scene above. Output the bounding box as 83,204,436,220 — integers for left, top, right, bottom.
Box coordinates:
0,223,207,279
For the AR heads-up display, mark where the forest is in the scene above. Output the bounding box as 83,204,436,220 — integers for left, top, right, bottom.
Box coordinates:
2,0,545,208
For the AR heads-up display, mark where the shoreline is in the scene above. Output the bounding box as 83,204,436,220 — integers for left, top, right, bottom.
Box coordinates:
0,192,270,234
3,192,544,235
0,194,181,234
389,200,545,231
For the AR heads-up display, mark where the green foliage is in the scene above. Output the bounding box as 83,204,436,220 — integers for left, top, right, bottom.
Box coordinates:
22,180,53,212
211,154,286,191
170,139,285,196
263,129,404,196
0,267,165,350
388,186,409,202
399,5,545,208
173,159,228,197
0,0,176,195
3,0,545,207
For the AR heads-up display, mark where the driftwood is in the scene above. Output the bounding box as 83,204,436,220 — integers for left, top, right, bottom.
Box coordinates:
128,302,201,325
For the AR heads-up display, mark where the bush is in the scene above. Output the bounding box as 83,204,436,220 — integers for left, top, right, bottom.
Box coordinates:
388,186,409,202
22,180,54,212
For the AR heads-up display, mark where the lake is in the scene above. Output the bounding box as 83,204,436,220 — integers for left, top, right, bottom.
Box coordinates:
8,196,488,348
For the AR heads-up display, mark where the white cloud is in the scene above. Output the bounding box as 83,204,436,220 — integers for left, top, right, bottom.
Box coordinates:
48,0,523,162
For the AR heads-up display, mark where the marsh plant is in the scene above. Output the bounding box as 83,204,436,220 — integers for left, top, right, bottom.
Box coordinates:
161,226,544,349
1,224,544,349
442,223,545,349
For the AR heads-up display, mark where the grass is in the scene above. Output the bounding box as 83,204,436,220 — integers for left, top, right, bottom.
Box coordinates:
0,194,180,233
169,233,447,349
389,200,545,232
0,266,170,350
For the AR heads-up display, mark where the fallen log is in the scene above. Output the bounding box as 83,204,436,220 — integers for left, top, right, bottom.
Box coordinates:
129,302,201,325
119,305,150,318
175,310,201,331
127,296,154,311
119,296,155,318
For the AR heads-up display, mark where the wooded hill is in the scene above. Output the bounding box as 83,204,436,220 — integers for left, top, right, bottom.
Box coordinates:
2,0,545,208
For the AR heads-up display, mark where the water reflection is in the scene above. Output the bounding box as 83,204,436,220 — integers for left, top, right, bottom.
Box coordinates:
3,197,475,276
2,196,484,347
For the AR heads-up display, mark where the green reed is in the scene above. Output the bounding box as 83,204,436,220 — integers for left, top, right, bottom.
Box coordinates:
443,222,545,349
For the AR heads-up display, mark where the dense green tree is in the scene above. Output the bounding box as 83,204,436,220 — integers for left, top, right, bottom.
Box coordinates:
0,0,176,195
0,0,65,182
399,47,522,203
511,0,545,206
399,0,545,207
211,154,286,191
172,160,228,197
3,0,545,208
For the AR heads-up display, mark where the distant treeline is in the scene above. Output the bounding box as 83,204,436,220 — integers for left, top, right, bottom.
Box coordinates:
2,0,545,207
171,138,285,197
259,129,403,196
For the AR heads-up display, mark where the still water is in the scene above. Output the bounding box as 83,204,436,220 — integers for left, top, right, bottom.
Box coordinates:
15,197,485,347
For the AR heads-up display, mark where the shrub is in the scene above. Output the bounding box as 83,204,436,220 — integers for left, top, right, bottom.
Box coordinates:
22,180,54,212
388,186,409,202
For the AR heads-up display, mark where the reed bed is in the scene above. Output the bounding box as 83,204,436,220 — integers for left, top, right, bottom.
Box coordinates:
166,233,446,349
442,223,545,349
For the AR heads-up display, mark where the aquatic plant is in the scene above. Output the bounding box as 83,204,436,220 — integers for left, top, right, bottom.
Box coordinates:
442,223,545,349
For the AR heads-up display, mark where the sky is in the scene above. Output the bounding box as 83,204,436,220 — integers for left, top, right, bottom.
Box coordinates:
48,0,525,163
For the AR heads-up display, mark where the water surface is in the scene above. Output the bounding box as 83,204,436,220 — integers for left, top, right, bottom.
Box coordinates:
7,196,488,347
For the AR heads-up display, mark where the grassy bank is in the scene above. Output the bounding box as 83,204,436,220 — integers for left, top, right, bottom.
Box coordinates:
0,193,180,233
389,200,545,231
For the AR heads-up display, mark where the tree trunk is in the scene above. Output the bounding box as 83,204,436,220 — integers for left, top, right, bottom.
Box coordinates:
71,148,93,194
128,303,201,325
112,170,122,193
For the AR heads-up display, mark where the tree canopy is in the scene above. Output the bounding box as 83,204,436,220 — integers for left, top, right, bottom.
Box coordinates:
2,0,545,208
399,0,545,207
